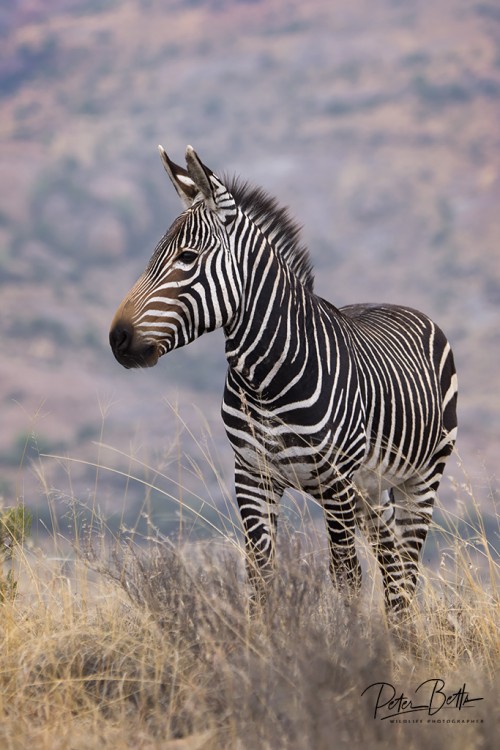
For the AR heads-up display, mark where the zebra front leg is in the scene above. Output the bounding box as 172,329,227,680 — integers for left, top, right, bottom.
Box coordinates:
323,481,362,599
234,456,280,602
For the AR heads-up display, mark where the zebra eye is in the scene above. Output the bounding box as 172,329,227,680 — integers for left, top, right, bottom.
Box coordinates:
177,249,198,264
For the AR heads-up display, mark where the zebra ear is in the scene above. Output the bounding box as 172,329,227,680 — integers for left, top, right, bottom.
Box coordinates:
185,145,218,211
158,145,199,209
185,145,236,223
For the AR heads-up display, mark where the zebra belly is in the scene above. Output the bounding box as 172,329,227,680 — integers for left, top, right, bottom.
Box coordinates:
228,410,370,494
352,464,402,498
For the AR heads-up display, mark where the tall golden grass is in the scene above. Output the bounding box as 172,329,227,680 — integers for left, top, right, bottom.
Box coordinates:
0,432,498,750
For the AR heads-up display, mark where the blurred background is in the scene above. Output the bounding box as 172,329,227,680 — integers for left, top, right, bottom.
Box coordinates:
1,0,499,554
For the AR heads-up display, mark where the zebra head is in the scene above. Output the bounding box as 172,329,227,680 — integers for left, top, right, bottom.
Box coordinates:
110,146,240,369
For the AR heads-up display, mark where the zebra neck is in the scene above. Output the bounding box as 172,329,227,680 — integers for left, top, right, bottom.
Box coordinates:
224,266,318,396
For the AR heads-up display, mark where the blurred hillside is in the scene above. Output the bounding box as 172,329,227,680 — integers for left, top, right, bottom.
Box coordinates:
0,0,499,543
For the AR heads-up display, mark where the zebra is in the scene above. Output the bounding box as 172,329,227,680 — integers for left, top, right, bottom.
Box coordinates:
109,144,458,613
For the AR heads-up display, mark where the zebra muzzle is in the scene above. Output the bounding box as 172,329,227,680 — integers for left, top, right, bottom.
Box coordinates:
109,323,159,369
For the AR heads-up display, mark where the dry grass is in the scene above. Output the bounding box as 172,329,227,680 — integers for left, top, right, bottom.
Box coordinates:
0,446,498,749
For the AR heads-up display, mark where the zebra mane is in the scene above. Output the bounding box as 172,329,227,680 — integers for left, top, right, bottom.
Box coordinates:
226,176,315,291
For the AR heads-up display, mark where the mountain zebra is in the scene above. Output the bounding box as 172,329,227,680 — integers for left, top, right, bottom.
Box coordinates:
110,145,458,613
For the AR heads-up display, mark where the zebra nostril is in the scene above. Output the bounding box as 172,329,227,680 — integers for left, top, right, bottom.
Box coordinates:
110,325,132,354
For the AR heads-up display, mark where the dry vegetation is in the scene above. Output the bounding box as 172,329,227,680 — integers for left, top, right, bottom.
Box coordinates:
1,0,500,526
1,456,498,750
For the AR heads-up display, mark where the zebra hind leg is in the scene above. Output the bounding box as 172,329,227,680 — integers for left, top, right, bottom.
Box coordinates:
361,488,409,613
323,481,362,599
393,448,452,604
392,481,434,606
386,420,457,609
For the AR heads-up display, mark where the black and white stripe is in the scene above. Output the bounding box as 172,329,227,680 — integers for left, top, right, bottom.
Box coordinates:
110,145,458,613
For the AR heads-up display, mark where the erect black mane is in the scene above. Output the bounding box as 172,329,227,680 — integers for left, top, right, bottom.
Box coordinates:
226,176,315,291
